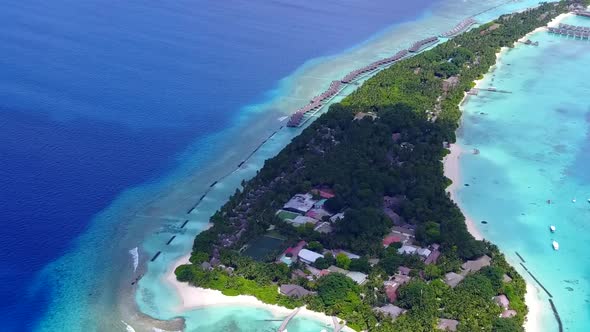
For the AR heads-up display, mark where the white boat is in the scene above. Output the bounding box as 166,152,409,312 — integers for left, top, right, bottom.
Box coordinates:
572,198,577,203
552,241,559,251
550,225,556,233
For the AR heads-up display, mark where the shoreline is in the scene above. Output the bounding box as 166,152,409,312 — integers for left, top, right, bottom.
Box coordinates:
443,143,484,241
444,11,575,332
165,255,351,331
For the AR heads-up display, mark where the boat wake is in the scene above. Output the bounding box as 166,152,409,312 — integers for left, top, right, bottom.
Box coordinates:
129,247,139,273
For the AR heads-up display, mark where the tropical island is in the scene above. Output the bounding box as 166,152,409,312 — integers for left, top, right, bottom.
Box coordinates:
175,1,588,331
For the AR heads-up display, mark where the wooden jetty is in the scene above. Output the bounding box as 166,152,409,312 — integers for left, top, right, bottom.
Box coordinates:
518,39,539,46
333,317,347,332
277,307,301,332
469,87,511,94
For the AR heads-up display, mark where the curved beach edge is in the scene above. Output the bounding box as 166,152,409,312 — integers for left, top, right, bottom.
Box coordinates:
165,255,354,331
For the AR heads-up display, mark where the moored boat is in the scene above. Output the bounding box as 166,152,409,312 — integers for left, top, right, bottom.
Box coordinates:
552,240,559,251
550,225,556,233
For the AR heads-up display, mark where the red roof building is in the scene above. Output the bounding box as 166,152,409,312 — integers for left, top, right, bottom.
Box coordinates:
384,282,400,303
383,235,402,247
318,189,335,199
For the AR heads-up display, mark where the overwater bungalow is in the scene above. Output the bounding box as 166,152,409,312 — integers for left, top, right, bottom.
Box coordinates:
409,36,439,52
440,18,477,38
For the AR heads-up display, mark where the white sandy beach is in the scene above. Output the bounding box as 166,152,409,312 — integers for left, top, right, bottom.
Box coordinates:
166,255,351,331
523,283,545,332
443,144,484,241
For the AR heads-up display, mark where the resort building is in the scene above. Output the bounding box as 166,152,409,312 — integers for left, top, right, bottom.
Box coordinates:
437,318,459,331
327,265,348,274
384,274,411,302
383,234,403,247
398,245,419,255
501,310,517,318
374,304,406,319
311,188,335,199
398,266,411,276
391,225,416,237
461,255,491,273
346,271,368,285
298,249,323,264
313,222,333,234
392,274,411,285
283,193,317,214
330,212,345,223
494,294,510,309
424,245,441,264
305,207,332,220
279,284,314,298
442,76,460,91
384,281,401,302
444,272,465,288
306,266,323,278
416,247,432,258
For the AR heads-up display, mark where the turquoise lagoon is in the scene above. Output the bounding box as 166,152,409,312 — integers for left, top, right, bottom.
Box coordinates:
456,14,590,332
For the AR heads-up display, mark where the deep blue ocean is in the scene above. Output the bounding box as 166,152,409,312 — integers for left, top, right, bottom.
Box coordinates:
0,0,439,330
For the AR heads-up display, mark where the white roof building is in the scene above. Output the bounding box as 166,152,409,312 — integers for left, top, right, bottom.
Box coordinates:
330,212,345,222
298,249,323,264
398,245,418,255
417,248,432,258
284,194,317,214
346,271,368,285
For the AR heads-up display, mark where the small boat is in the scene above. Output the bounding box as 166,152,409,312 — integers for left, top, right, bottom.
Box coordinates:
552,241,559,251
572,198,577,203
550,225,556,233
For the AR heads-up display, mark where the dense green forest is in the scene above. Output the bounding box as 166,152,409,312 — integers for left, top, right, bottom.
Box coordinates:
176,2,584,331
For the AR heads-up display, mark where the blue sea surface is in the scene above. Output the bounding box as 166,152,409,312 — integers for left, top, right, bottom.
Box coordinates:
0,0,441,330
456,15,590,331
